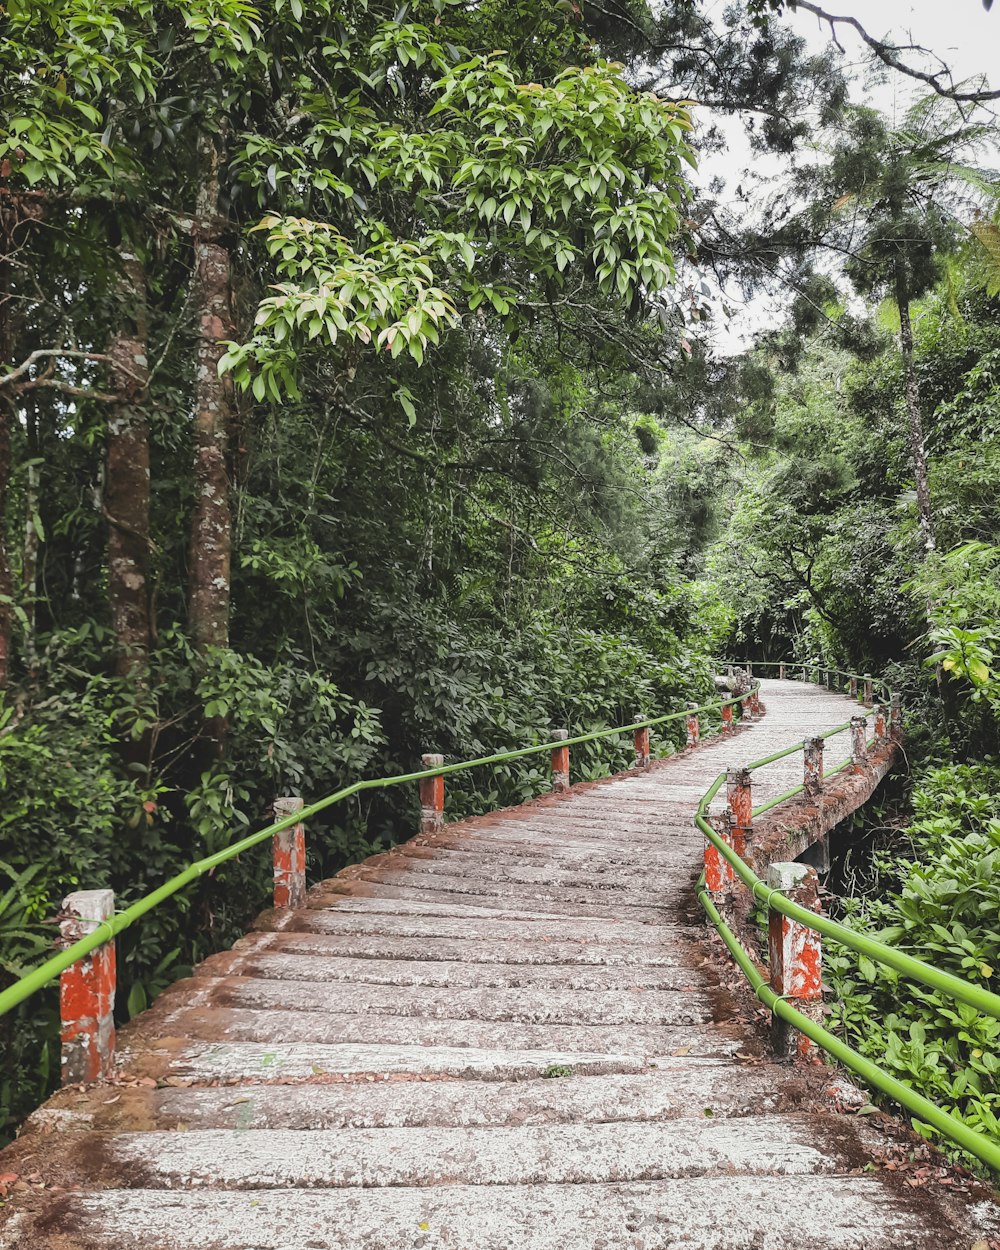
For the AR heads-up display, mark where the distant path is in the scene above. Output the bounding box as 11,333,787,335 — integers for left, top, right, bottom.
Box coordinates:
3,679,1000,1249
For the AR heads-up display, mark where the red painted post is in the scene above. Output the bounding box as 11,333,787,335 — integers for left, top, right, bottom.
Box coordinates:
60,889,116,1085
550,730,570,793
850,715,868,771
420,753,445,831
720,701,733,733
767,862,823,1058
273,796,306,909
803,735,824,797
863,674,873,704
686,704,700,747
633,719,650,770
704,812,735,898
849,675,858,699
873,703,887,742
726,766,753,859
890,693,903,744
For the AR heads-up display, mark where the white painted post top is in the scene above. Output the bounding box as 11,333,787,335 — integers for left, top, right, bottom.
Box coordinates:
766,862,813,892
62,888,114,932
273,796,305,818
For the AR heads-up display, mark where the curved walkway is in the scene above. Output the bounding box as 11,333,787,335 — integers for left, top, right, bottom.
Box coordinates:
3,680,1000,1248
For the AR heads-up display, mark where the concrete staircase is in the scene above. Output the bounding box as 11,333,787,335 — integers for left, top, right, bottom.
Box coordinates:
3,680,999,1249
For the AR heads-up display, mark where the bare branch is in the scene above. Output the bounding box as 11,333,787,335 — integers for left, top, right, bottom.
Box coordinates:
792,1,1000,103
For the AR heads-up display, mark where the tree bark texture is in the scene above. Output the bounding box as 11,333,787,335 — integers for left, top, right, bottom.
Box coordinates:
188,132,236,654
106,245,153,676
0,237,14,690
894,256,935,552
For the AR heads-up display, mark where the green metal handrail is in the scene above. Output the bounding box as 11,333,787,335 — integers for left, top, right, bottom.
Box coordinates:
696,664,1000,1172
0,680,760,1021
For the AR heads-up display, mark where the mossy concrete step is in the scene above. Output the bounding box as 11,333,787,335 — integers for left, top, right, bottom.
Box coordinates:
2,1176,972,1250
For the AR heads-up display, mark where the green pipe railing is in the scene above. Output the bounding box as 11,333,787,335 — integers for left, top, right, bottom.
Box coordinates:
0,679,761,1021
698,879,1000,1173
698,660,1000,1172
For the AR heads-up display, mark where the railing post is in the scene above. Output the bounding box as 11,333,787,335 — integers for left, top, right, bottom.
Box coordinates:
890,693,903,744
863,673,873,704
60,889,116,1085
420,753,445,831
721,701,733,733
767,862,823,1059
704,812,735,900
273,797,306,909
849,675,858,699
779,661,786,680
873,703,887,742
801,664,807,682
686,703,700,747
850,716,868,771
824,669,831,689
633,718,650,770
726,766,752,858
803,735,824,797
550,730,570,793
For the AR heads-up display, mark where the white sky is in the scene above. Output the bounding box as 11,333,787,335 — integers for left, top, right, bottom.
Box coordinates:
695,0,999,351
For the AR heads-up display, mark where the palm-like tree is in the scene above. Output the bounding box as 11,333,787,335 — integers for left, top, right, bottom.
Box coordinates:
823,98,999,552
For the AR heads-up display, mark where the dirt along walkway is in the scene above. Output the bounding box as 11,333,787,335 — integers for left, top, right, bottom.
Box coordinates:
3,679,1000,1249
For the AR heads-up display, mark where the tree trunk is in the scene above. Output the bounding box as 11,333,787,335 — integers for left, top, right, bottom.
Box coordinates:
21,401,39,676
0,250,14,691
894,256,935,553
188,132,235,656
0,394,11,692
105,244,153,678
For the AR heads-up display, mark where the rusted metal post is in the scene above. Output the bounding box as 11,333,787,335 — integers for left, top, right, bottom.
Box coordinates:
686,704,700,747
721,701,733,733
273,797,306,909
849,675,858,699
873,704,887,742
60,889,116,1085
419,753,445,831
550,730,570,793
726,766,753,859
779,661,786,680
633,718,650,770
890,693,903,744
863,674,873,704
803,735,824,797
850,716,868,771
767,862,823,1059
704,812,735,901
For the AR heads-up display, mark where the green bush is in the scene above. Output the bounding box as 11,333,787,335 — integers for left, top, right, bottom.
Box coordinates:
826,762,1000,1168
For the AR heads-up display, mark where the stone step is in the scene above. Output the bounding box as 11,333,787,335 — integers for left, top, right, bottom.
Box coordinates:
236,929,701,967
340,854,670,894
117,1040,660,1084
399,837,694,867
314,880,676,924
19,1115,849,1191
127,1004,739,1058
255,909,685,944
158,974,716,1026
1,1176,962,1250
235,935,705,970
198,948,717,991
21,1063,815,1134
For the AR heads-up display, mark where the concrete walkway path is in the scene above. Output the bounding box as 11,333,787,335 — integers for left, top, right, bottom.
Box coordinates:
3,680,1000,1248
